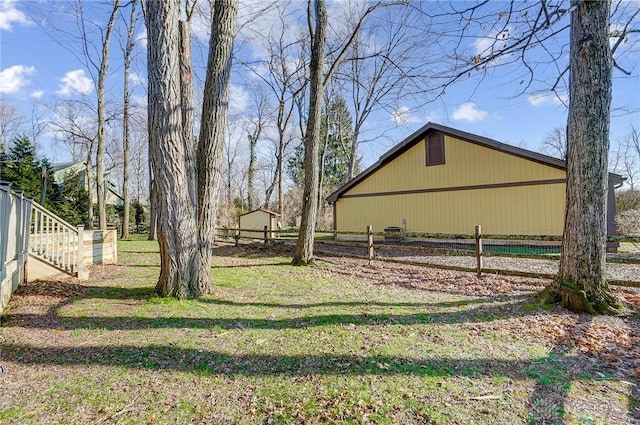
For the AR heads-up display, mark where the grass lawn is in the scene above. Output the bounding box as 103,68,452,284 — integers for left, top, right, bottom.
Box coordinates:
1,236,639,424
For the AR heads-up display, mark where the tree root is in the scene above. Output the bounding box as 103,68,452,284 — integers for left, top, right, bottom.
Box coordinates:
536,281,630,316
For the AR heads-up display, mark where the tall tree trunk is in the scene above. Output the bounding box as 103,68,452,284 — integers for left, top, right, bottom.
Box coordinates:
538,0,626,315
96,0,120,230
179,19,197,209
197,0,239,293
148,175,157,240
348,122,361,179
146,0,202,299
247,134,257,210
121,0,138,239
277,137,284,215
85,153,94,229
292,0,327,265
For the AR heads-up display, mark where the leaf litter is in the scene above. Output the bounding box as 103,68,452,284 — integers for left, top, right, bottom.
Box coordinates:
1,243,639,424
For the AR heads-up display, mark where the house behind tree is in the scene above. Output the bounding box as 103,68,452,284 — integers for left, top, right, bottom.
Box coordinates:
52,161,124,207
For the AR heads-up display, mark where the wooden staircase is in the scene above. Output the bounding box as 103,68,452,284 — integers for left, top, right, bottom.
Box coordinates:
29,202,89,280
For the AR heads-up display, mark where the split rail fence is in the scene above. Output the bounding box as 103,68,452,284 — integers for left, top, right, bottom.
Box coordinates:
216,225,640,289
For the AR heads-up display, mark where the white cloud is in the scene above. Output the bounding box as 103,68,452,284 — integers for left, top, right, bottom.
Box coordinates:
229,84,250,115
528,93,567,107
0,65,35,93
0,0,30,31
134,31,147,49
30,90,44,99
236,1,305,61
131,94,147,107
129,71,146,87
452,102,488,123
425,111,445,125
391,106,421,126
57,69,93,96
474,27,511,63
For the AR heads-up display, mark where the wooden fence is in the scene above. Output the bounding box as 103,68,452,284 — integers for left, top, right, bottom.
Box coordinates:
216,225,640,288
1,182,33,314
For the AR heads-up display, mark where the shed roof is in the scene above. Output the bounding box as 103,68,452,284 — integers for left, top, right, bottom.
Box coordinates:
327,122,623,203
239,207,281,217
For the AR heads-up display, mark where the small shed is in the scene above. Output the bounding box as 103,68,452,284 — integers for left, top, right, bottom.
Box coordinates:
239,208,280,240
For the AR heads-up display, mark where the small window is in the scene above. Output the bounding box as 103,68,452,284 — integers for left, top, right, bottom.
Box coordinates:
426,132,445,166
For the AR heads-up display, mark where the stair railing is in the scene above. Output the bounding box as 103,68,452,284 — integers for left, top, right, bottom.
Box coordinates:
30,202,87,277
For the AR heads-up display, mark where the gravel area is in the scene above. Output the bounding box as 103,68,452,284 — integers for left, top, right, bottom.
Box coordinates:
308,241,640,286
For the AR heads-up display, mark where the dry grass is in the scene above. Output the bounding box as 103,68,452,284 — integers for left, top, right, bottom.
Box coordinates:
1,237,639,424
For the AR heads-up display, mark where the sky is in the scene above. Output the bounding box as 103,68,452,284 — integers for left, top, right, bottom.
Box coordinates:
1,0,639,174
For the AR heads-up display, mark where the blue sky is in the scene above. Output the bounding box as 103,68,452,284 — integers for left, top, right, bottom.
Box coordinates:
1,0,639,172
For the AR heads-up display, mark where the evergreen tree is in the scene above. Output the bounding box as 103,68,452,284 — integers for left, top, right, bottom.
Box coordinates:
0,136,90,224
54,170,89,225
1,136,58,208
287,96,358,189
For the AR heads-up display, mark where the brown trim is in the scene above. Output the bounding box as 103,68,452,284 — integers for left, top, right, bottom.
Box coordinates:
340,178,566,199
238,207,280,217
333,202,337,232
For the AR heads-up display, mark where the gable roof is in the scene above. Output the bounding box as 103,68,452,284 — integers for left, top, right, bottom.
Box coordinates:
327,122,623,203
239,207,280,217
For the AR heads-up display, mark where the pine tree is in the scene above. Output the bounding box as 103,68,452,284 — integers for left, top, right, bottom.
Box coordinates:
287,96,357,189
2,136,49,202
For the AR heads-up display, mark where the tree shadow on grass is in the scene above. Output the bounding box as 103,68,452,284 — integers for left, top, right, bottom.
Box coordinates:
2,290,638,423
1,295,534,332
0,343,587,380
199,296,508,310
2,340,635,425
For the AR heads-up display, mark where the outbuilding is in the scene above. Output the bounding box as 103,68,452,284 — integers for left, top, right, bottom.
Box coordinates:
327,123,622,237
239,208,281,240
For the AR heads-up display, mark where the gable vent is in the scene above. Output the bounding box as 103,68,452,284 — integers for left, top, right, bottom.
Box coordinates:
426,132,445,166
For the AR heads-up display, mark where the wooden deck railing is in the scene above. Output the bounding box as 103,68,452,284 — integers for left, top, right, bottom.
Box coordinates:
29,201,88,278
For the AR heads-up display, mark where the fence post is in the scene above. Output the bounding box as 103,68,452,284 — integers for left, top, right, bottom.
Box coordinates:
264,225,268,245
367,225,374,262
76,225,89,280
0,182,11,271
14,191,24,276
22,196,33,283
235,228,239,247
475,225,483,277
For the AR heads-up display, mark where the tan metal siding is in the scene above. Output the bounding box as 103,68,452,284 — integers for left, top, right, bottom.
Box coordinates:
346,135,565,196
336,182,565,236
240,210,272,239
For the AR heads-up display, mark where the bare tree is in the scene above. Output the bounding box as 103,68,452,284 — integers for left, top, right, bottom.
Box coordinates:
48,99,100,227
539,0,628,314
622,124,640,189
541,126,567,160
245,88,269,210
291,0,327,265
417,1,639,314
0,101,27,149
26,0,124,229
236,1,308,216
120,0,139,238
196,0,239,293
293,0,406,265
221,117,246,227
335,5,431,179
94,0,121,230
146,0,202,298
